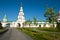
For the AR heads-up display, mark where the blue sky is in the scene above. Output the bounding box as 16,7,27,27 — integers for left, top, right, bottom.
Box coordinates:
0,0,60,21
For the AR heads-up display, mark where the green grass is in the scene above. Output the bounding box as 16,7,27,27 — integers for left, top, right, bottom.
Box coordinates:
0,29,3,32
0,27,6,32
36,27,58,32
18,27,60,40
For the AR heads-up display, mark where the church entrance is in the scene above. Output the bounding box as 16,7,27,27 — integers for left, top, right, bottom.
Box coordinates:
18,23,21,28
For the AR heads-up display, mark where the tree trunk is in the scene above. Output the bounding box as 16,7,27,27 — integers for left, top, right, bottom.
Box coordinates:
53,24,54,28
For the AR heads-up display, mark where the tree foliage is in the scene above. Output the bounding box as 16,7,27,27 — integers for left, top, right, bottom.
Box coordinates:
33,16,37,25
44,6,57,28
44,6,57,23
25,18,32,26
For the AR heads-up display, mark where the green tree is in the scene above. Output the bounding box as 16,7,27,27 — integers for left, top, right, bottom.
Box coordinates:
44,6,57,27
56,11,60,31
25,18,32,26
28,18,32,26
33,16,37,26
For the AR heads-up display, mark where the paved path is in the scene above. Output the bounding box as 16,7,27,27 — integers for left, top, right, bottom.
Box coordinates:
0,28,33,40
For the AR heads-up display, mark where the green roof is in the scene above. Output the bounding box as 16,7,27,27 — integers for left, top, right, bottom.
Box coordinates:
4,14,7,19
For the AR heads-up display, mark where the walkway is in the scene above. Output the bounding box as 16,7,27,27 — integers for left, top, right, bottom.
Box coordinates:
0,28,33,40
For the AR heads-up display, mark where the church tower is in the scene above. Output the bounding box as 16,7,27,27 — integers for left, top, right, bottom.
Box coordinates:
3,14,7,22
2,14,8,27
16,2,25,27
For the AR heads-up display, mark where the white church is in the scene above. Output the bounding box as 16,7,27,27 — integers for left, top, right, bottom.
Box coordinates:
2,3,25,28
1,3,60,28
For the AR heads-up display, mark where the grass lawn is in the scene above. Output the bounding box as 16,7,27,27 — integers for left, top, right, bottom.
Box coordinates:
18,27,60,40
0,27,6,32
0,29,3,32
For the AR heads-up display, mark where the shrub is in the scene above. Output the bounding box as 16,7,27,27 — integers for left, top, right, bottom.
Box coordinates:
0,21,3,29
56,22,60,31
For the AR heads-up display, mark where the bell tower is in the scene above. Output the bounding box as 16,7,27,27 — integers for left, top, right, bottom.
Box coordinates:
3,14,7,22
17,2,25,27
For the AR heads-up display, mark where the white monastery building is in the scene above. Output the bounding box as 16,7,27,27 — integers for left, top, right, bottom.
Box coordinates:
1,2,60,28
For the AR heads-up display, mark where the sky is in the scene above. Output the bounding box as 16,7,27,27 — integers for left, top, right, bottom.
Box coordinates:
0,0,60,21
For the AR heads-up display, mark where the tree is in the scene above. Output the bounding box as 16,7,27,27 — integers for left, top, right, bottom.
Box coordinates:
28,18,32,26
44,6,57,27
56,11,60,31
0,21,3,29
25,18,32,26
33,16,37,26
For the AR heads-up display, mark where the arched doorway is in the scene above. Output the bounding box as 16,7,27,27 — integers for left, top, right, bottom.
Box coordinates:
18,23,21,28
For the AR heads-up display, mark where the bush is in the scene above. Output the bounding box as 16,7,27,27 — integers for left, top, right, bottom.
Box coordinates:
0,21,3,29
56,22,60,31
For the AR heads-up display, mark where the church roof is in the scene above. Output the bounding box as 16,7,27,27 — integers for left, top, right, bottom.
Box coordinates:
4,14,7,19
